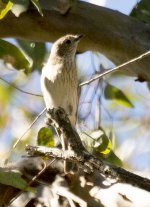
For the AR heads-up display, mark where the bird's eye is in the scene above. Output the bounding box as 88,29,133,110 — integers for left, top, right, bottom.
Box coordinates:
66,39,71,44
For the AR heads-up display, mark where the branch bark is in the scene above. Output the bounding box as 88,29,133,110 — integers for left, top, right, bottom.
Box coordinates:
26,108,150,192
0,0,150,80
1,108,150,207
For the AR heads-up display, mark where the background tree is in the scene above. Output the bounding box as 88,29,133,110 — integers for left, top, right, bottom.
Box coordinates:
0,0,150,206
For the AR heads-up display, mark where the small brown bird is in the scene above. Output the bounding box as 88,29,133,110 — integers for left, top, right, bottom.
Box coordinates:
41,34,83,126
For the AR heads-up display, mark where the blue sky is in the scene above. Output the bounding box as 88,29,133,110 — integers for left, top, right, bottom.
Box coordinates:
85,0,139,15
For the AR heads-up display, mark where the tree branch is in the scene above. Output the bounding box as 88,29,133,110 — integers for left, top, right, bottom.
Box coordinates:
26,108,150,192
5,107,46,164
79,50,150,86
0,76,42,97
0,0,150,80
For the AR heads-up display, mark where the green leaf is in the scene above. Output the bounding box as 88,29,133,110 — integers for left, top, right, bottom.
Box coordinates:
104,83,134,108
131,0,150,26
91,129,112,155
10,0,29,17
37,127,54,147
0,39,31,73
80,129,112,155
31,0,43,16
0,0,13,19
17,39,47,71
0,83,13,105
79,131,94,153
0,170,35,192
94,135,112,155
0,84,13,128
102,151,123,167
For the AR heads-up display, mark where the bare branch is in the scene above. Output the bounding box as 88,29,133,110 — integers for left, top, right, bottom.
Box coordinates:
5,108,46,164
26,108,150,192
79,50,150,86
0,76,42,97
13,107,46,148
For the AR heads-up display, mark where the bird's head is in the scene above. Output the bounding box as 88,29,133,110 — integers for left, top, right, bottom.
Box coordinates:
50,34,83,61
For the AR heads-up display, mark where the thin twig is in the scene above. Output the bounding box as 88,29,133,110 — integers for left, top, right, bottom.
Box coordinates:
13,107,46,149
96,80,102,128
5,107,47,164
79,50,150,87
0,76,42,97
8,158,56,206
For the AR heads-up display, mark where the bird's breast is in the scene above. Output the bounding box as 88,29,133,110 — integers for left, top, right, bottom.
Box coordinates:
41,62,78,110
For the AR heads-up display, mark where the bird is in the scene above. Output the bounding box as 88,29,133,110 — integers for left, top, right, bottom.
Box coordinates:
41,34,83,126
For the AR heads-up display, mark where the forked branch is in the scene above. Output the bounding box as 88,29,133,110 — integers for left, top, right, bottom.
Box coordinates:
26,108,150,192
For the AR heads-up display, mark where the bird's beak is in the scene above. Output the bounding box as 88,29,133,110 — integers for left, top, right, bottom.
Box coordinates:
74,34,84,42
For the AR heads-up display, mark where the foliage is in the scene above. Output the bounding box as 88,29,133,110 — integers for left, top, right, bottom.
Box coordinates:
0,0,42,19
0,169,35,192
0,39,31,73
0,0,13,19
37,127,55,147
17,39,47,71
104,83,134,108
30,0,43,16
80,129,112,155
80,129,122,166
131,0,150,25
